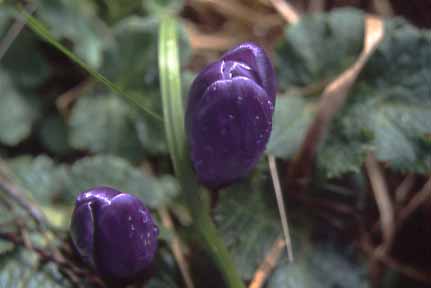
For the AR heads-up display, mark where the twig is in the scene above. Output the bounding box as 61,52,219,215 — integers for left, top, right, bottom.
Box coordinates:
0,2,38,61
248,237,285,288
268,156,293,262
269,0,300,24
397,177,431,228
372,0,393,17
290,15,385,181
395,175,416,205
365,153,395,253
0,230,105,288
158,207,195,288
308,0,325,12
0,174,46,228
56,79,94,117
361,235,431,285
185,22,239,51
192,0,282,27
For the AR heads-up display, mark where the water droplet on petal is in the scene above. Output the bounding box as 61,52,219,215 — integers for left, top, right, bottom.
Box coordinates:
153,226,159,236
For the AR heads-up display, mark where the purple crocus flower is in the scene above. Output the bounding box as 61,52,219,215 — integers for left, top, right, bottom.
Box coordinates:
186,42,276,189
70,186,159,281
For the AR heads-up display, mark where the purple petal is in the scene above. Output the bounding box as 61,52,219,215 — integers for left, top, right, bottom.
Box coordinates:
188,77,273,189
221,42,276,104
70,201,96,267
94,193,158,279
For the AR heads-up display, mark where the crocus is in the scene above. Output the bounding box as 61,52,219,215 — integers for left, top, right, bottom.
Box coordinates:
70,186,159,281
186,42,276,189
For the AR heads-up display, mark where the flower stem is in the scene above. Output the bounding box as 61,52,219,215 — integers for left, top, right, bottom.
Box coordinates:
158,16,245,288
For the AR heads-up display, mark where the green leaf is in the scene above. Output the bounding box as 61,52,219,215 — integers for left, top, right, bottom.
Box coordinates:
146,248,181,288
319,19,431,176
0,70,40,146
275,8,364,91
136,113,168,154
8,155,68,204
69,93,145,161
102,16,160,93
66,155,177,208
0,249,72,287
22,11,163,121
267,246,370,288
267,95,315,158
214,179,281,279
38,114,71,156
272,10,431,177
38,0,106,68
1,29,50,89
144,0,184,16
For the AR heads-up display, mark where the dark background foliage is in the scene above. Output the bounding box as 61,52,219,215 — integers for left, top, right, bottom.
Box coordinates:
0,0,430,287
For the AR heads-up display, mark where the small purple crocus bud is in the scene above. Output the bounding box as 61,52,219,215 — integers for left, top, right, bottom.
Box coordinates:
70,186,159,281
186,42,277,189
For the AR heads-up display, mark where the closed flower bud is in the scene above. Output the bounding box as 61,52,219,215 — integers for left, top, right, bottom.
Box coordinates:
186,42,276,189
70,186,159,281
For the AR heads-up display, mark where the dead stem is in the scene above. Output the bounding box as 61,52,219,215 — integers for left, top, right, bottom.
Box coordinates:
290,15,384,182
0,2,38,61
268,156,293,262
248,237,285,288
159,207,195,288
365,153,395,253
269,0,300,24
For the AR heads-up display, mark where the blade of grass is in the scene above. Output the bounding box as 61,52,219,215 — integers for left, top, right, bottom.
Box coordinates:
19,8,162,122
158,16,245,288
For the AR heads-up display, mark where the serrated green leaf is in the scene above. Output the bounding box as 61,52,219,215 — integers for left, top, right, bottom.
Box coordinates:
273,9,431,177
275,8,364,90
267,246,370,288
0,249,72,288
38,0,106,68
102,16,160,93
8,155,68,204
38,114,71,156
0,70,40,146
69,93,145,161
66,155,177,207
267,95,315,158
214,179,281,279
319,19,431,177
146,248,181,288
23,11,163,121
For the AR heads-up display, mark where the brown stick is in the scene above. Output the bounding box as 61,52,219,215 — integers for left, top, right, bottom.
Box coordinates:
248,237,285,288
365,153,395,253
269,0,300,24
268,156,294,262
290,16,385,181
159,207,195,288
0,2,38,61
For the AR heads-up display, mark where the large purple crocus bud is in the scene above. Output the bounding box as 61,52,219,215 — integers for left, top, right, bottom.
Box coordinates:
186,42,276,189
70,186,159,281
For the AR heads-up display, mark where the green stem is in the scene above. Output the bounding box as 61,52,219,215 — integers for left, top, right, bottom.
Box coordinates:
158,16,245,288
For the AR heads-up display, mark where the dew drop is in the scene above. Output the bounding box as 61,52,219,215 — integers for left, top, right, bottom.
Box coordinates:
228,114,235,120
128,216,132,221
255,116,261,120
153,226,159,236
